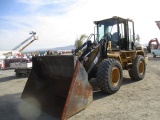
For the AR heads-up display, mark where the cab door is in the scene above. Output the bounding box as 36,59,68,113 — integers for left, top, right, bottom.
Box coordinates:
128,21,135,50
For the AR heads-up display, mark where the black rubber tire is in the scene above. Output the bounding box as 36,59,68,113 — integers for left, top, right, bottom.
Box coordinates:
129,55,146,81
96,58,123,94
16,72,22,77
153,53,156,58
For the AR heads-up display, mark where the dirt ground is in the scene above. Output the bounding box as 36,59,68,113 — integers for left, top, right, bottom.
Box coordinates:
0,54,160,120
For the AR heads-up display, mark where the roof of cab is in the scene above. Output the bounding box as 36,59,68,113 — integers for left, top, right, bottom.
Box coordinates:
93,16,133,24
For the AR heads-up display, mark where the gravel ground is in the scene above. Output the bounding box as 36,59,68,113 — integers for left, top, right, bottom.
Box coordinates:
0,54,160,120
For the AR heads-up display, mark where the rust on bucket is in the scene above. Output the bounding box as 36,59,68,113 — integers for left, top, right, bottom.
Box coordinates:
21,55,93,120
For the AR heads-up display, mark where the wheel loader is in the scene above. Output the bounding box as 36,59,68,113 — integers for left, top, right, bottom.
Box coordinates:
21,16,148,120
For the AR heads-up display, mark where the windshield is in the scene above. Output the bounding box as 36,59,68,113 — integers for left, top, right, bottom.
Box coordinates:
96,19,117,42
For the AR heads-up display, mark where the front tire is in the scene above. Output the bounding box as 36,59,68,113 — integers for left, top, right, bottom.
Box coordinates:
97,58,123,94
129,55,146,81
153,53,156,58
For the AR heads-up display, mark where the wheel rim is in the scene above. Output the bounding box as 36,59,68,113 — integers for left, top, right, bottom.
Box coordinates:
110,67,120,87
139,61,144,75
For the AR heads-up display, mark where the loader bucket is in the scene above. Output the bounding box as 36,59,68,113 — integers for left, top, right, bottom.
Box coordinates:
21,55,93,120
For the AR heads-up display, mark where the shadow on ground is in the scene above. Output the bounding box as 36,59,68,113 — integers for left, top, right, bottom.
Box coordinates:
148,56,160,61
0,76,140,120
91,77,137,101
0,93,55,120
0,74,29,83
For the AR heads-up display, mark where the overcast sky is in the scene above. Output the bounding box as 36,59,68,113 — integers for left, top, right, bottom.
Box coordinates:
0,0,160,51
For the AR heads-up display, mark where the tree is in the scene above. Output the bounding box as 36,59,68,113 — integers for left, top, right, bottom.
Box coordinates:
74,34,87,48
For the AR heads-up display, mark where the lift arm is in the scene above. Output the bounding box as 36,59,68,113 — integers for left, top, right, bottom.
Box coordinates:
155,21,160,30
148,38,159,49
12,31,36,50
19,36,38,52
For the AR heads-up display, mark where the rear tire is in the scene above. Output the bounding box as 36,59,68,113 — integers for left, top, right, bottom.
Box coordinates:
97,58,123,94
129,55,146,81
16,72,22,77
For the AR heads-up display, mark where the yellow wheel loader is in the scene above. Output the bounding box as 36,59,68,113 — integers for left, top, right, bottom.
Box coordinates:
21,16,148,120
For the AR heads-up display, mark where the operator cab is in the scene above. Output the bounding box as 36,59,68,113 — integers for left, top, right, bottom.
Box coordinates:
94,16,135,51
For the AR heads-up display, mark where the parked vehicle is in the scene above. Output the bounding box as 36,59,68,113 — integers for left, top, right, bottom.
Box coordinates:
147,38,160,53
151,46,160,57
0,58,28,69
10,59,32,77
0,31,37,70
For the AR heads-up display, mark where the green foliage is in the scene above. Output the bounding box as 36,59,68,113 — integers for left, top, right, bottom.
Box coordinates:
74,34,87,48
